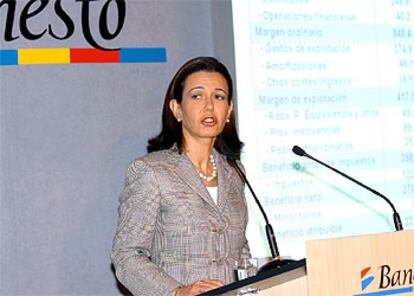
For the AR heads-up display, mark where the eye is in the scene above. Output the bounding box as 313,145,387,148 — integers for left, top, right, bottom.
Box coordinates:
215,94,227,101
190,93,202,100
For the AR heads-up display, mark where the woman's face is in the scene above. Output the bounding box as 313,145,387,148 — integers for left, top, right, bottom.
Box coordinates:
170,71,233,146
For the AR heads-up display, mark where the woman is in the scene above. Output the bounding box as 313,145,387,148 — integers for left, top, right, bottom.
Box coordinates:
111,57,252,296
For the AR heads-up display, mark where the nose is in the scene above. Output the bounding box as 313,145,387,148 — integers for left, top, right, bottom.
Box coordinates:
204,94,214,111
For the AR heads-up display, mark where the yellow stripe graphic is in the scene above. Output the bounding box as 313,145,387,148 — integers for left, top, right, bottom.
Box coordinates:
18,48,70,64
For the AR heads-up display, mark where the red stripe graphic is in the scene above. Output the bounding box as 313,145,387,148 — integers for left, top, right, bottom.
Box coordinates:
70,48,119,63
361,267,371,279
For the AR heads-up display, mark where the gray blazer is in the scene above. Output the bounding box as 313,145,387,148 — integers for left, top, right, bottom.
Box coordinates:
111,145,252,296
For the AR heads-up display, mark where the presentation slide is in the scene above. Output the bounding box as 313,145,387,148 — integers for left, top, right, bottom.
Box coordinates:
232,0,414,259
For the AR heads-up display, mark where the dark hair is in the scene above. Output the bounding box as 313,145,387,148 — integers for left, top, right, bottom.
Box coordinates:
147,56,243,159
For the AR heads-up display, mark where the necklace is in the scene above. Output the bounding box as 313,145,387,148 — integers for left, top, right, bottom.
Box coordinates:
198,154,217,182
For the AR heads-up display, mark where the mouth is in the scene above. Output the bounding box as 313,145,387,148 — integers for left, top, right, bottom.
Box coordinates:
201,115,217,126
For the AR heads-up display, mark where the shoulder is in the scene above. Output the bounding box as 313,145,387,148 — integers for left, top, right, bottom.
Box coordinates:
214,151,245,173
138,149,175,164
125,148,179,182
213,151,246,189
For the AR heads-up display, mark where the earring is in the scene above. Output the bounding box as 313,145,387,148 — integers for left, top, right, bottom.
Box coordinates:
226,118,230,123
177,118,182,122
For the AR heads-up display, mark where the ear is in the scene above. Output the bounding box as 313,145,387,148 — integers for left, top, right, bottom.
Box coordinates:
169,99,182,121
227,100,234,119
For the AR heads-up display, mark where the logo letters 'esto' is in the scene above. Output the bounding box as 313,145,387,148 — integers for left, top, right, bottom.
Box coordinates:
0,0,126,50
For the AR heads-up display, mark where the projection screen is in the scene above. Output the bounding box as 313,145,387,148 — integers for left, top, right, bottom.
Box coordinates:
232,0,414,259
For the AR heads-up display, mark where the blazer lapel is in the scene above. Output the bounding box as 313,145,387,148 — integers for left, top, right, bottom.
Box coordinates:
215,150,231,212
171,148,221,213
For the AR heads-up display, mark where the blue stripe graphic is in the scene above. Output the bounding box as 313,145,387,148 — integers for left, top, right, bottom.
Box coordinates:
0,50,18,65
353,286,413,296
120,48,167,63
362,276,375,291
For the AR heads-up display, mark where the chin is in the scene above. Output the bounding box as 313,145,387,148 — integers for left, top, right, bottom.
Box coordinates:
199,131,222,139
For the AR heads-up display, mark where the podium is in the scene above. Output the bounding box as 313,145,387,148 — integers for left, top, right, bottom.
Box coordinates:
199,230,414,296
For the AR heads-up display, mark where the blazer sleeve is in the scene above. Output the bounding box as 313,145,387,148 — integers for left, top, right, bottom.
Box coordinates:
111,159,180,296
240,235,253,261
234,160,256,271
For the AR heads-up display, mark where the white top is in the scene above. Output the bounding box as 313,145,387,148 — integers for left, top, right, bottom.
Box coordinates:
206,186,218,204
